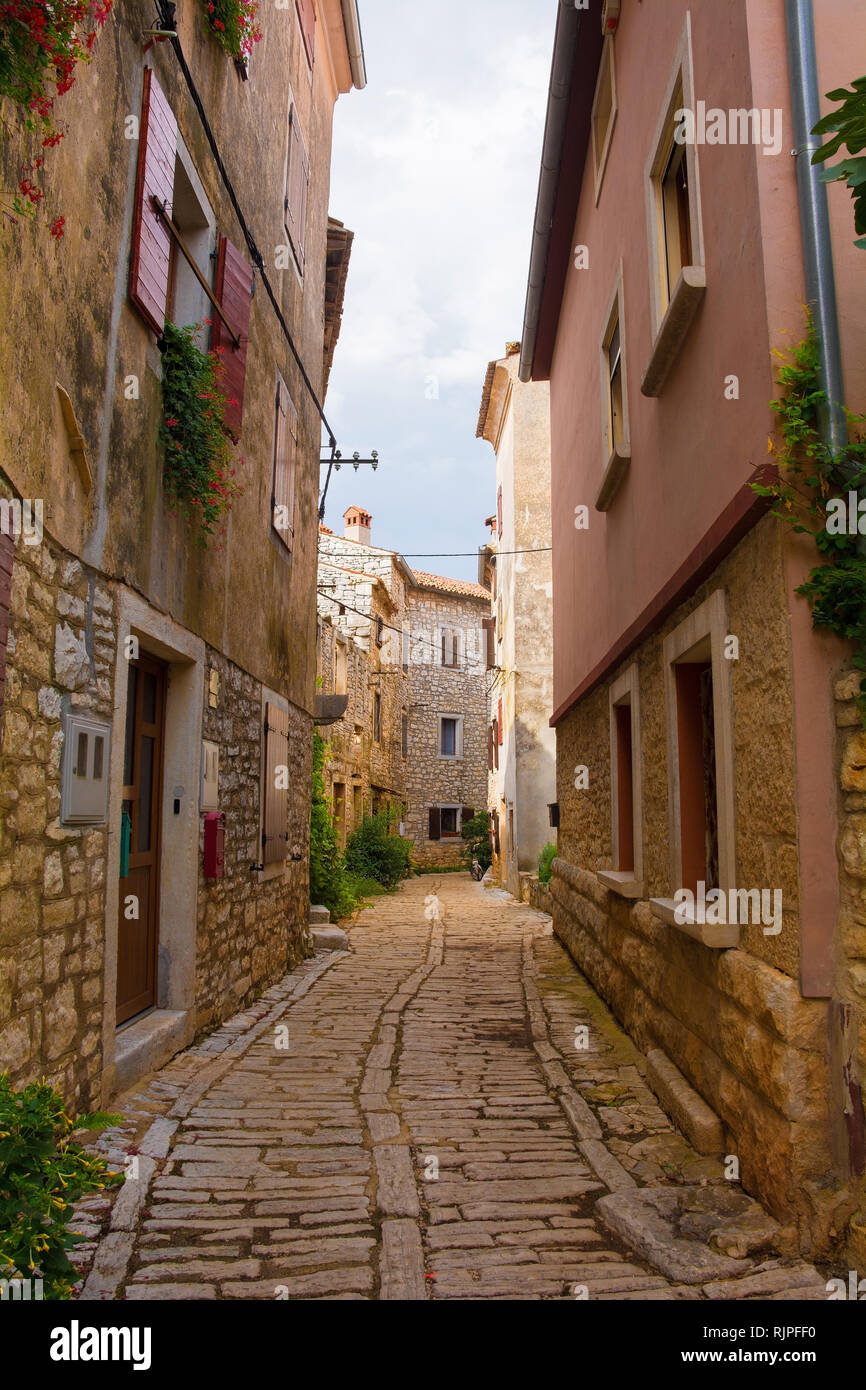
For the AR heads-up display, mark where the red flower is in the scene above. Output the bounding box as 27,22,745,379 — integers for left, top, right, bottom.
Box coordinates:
213,18,225,29
164,417,180,427
50,216,65,238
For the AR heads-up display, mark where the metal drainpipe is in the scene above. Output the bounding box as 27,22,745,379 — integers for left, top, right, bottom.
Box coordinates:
784,0,847,456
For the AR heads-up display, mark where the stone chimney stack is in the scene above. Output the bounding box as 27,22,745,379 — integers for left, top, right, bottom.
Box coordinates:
344,506,372,546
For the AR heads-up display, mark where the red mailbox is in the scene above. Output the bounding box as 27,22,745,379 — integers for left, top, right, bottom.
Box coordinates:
204,811,226,879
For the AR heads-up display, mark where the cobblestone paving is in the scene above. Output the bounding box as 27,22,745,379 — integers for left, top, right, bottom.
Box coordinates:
76,876,828,1301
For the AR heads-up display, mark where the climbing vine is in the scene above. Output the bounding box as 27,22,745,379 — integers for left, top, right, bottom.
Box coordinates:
753,316,866,723
0,0,113,235
159,320,243,547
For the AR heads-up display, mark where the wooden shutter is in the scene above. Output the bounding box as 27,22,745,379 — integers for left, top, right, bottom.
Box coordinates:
428,807,441,841
0,531,13,750
262,701,290,863
462,807,474,827
498,698,504,743
296,0,316,66
482,617,495,668
493,810,500,854
487,724,494,771
492,720,499,769
284,105,310,272
212,235,252,441
129,67,177,337
272,377,297,549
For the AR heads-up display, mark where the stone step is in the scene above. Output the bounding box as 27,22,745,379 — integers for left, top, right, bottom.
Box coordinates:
645,1047,724,1155
309,904,331,925
310,925,349,952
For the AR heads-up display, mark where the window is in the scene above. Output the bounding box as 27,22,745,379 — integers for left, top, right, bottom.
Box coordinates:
272,374,297,551
642,17,705,393
438,714,463,759
373,691,382,743
591,36,617,200
262,700,290,864
284,103,310,275
401,712,408,759
598,663,644,898
441,627,462,668
660,124,692,305
335,641,348,696
441,807,458,835
651,590,736,945
492,719,499,769
596,265,630,511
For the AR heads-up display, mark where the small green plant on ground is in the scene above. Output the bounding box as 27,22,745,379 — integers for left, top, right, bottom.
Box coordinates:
73,1111,124,1133
345,811,412,890
0,1075,123,1298
753,316,866,724
461,809,491,871
538,842,557,884
309,732,357,921
159,320,243,547
811,76,866,250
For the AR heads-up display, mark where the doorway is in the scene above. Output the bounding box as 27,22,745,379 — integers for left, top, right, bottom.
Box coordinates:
116,652,167,1025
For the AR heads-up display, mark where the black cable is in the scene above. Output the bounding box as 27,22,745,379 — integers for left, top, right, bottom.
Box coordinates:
156,1,336,449
318,546,550,559
316,586,491,667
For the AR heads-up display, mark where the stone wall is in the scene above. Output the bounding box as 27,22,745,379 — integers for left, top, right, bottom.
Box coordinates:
551,517,840,1252
194,648,311,1034
0,512,116,1111
405,587,489,867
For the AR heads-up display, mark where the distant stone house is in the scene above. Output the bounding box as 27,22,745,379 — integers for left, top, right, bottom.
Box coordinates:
317,511,489,866
476,343,556,897
0,1,366,1110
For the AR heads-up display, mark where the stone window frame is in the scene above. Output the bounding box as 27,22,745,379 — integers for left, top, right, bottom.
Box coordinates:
438,712,464,760
598,661,644,899
641,12,706,397
651,588,738,947
439,804,462,838
596,261,631,512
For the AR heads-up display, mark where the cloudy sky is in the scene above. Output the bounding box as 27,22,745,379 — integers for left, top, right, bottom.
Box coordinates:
321,0,553,583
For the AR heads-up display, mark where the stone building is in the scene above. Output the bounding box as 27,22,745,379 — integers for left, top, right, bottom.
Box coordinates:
476,342,556,897
0,0,366,1109
518,0,866,1259
317,511,489,867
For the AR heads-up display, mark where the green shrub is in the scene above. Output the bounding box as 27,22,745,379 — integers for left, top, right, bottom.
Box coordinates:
309,733,357,921
0,1075,123,1299
538,842,557,885
345,812,412,889
461,810,491,870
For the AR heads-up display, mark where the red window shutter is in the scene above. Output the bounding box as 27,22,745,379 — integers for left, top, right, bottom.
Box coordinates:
212,236,252,441
284,106,310,273
492,720,499,769
428,807,441,841
296,0,316,66
272,377,297,549
0,531,13,749
262,702,290,863
129,67,177,337
497,484,503,538
498,698,504,742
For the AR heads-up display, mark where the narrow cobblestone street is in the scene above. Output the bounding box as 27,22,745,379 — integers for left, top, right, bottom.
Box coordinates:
77,878,828,1302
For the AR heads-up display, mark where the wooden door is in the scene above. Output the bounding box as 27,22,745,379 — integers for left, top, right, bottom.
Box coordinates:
116,653,166,1025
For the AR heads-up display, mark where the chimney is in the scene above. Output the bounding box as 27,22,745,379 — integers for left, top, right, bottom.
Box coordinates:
344,506,372,546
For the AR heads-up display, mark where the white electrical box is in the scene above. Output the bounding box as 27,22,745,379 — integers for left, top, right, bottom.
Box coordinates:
201,739,219,811
60,712,111,825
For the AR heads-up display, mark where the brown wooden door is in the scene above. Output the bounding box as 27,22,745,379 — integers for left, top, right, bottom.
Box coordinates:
116,653,166,1025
